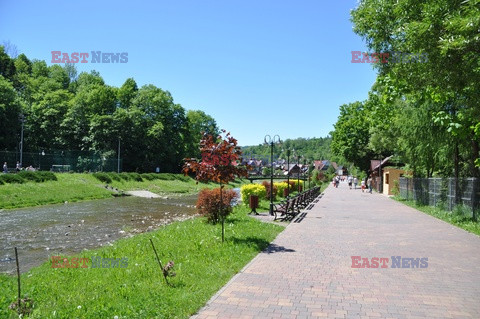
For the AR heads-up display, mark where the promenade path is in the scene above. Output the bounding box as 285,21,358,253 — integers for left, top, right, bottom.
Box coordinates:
192,183,480,318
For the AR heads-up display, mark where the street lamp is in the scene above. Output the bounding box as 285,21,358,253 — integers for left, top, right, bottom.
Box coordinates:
39,150,45,170
264,134,281,216
19,114,25,168
296,154,303,193
283,149,291,197
303,158,307,190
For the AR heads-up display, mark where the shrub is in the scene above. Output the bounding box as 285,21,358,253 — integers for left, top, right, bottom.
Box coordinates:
290,180,303,192
118,172,132,181
262,181,278,200
240,183,267,204
156,173,175,180
18,171,42,182
93,172,112,184
262,167,271,176
141,173,157,181
196,187,237,223
36,171,57,182
274,182,289,198
175,174,191,182
128,173,143,182
107,173,121,181
283,180,296,191
0,174,25,184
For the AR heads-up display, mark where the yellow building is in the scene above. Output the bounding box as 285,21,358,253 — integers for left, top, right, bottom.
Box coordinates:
383,168,406,196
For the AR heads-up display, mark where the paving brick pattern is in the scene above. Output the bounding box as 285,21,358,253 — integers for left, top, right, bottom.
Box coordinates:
192,184,480,318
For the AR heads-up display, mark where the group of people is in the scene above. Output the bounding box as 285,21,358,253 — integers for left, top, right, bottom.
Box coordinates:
332,175,374,193
2,161,36,173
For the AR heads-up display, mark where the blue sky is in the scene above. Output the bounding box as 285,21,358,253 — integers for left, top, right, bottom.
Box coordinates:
0,0,377,146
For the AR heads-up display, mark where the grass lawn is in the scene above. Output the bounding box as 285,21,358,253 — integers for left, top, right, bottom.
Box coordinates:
0,174,113,209
108,176,246,195
0,206,284,318
0,173,249,210
393,197,480,236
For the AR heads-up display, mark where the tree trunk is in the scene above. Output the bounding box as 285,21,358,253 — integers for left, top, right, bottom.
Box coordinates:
472,138,480,178
220,183,224,243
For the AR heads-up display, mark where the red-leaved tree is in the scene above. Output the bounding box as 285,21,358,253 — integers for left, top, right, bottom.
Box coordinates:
183,130,248,242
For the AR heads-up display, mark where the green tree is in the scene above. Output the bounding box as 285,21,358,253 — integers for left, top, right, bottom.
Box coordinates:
117,78,138,109
331,101,375,175
185,110,219,157
0,76,22,150
351,0,480,177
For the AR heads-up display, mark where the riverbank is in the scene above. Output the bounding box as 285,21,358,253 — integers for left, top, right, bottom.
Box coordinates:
0,173,245,210
0,206,284,318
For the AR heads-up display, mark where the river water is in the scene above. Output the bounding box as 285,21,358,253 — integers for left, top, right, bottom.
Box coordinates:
0,195,198,274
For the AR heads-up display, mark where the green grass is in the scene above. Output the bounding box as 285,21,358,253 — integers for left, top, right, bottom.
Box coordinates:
0,174,113,209
394,197,480,236
108,177,216,195
0,208,284,318
0,173,248,210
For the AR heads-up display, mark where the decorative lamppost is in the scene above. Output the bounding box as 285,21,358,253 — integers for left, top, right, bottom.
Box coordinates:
284,149,291,197
264,134,281,215
303,158,307,190
296,154,303,193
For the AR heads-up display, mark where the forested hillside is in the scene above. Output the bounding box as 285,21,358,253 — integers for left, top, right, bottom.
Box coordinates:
242,137,334,163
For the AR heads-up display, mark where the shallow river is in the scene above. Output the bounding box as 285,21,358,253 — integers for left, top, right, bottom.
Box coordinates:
0,195,197,274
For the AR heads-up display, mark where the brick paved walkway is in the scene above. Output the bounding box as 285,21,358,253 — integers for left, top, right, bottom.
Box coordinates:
192,184,480,319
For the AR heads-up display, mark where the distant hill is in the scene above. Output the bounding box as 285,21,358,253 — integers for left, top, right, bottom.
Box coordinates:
241,137,332,163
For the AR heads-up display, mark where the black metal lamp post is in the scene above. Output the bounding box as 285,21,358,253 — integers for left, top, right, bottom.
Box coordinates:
19,114,25,168
296,155,302,193
303,158,307,190
265,134,281,216
286,149,290,197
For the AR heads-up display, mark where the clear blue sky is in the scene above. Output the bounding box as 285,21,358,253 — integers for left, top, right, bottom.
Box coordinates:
0,0,377,146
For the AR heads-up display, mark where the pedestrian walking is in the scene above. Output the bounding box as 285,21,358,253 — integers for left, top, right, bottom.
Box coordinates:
353,177,358,189
361,180,365,192
348,175,353,189
367,177,373,194
3,162,7,173
16,161,21,172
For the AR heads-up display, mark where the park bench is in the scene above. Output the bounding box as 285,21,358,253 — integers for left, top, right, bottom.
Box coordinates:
273,187,323,221
273,197,298,221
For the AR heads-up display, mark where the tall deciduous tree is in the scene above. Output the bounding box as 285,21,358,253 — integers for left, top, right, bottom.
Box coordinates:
351,0,480,176
0,76,22,150
331,101,375,175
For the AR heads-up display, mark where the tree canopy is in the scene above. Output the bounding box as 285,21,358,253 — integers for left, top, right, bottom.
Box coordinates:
0,47,218,172
331,0,480,178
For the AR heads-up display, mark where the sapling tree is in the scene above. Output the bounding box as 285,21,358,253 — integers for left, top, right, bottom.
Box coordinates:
183,130,248,242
